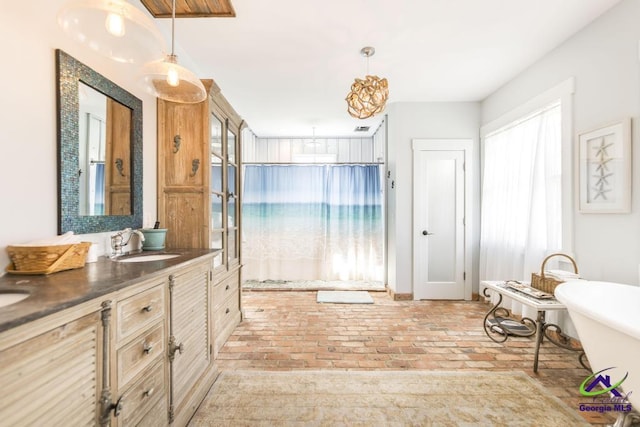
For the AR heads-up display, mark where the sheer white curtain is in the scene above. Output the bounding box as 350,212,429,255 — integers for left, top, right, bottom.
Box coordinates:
480,101,562,284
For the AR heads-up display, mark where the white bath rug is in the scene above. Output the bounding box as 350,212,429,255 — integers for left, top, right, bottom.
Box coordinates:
316,291,374,304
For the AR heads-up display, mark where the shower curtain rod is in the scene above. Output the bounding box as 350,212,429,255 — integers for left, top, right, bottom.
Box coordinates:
243,162,385,166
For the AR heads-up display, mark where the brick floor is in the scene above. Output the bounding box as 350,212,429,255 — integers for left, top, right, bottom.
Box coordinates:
216,290,617,425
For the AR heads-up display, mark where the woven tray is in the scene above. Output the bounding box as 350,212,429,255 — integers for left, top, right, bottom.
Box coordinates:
6,242,91,275
531,253,578,293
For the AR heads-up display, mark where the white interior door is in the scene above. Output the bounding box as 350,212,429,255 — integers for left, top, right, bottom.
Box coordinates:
413,140,470,300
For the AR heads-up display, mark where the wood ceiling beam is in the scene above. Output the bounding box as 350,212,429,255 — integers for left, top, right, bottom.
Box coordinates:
140,0,236,18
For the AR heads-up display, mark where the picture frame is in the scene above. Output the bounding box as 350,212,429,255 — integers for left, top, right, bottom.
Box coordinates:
577,118,631,213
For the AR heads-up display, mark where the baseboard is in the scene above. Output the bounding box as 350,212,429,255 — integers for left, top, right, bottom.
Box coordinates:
386,286,413,301
385,288,479,301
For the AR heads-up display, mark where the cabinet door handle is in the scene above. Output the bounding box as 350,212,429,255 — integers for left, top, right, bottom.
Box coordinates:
142,305,153,313
225,284,230,291
173,135,181,153
143,343,153,354
112,396,124,417
225,308,230,314
144,388,155,398
168,339,185,360
190,159,200,177
115,158,125,177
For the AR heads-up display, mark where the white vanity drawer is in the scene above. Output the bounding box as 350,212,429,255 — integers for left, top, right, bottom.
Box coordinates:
118,358,165,427
136,395,168,427
117,322,165,388
213,289,240,356
212,275,239,310
116,285,165,342
214,290,240,327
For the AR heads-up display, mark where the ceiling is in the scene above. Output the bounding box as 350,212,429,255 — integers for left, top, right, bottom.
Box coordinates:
147,0,622,137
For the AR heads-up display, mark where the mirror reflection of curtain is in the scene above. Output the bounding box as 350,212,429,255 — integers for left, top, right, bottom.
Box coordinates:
242,164,383,281
79,111,106,215
89,162,105,215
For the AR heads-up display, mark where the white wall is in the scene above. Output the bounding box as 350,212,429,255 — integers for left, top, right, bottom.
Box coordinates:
0,1,159,273
385,102,481,295
481,0,640,285
244,136,383,164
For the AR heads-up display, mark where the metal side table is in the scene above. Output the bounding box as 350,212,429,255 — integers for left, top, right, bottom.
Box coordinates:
481,280,587,373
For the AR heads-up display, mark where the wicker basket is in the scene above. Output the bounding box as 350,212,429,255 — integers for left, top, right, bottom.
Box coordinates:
531,253,578,293
6,242,91,275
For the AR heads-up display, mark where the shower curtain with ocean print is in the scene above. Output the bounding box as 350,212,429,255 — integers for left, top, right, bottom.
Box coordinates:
242,164,383,282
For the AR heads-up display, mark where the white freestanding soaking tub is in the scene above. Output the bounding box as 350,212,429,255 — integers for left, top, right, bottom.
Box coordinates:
555,280,640,427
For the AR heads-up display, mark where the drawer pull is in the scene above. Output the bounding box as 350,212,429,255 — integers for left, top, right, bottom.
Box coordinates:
225,284,230,291
142,305,153,313
143,343,154,354
225,308,230,314
144,388,155,398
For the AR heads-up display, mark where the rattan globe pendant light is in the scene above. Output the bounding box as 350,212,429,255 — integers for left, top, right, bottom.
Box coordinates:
58,0,165,64
346,47,389,119
140,0,207,103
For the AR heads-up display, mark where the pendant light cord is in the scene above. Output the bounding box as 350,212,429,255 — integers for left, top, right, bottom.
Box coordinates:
171,0,176,56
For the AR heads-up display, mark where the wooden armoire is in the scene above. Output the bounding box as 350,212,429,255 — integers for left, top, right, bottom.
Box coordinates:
157,79,243,354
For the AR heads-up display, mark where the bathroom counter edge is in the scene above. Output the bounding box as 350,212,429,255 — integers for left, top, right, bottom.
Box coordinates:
0,249,221,333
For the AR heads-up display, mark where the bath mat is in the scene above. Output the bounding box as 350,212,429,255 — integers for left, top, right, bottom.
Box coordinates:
189,370,589,426
316,290,373,304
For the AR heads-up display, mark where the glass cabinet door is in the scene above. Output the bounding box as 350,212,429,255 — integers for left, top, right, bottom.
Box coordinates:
210,113,225,268
211,113,223,157
226,125,239,265
211,155,223,193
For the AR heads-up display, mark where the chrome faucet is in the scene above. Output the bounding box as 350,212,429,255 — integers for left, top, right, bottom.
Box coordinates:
110,228,145,257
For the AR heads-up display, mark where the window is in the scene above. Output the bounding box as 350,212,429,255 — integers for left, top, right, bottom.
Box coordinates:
480,100,563,281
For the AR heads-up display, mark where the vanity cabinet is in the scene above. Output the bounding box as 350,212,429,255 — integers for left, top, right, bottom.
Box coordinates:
0,252,224,427
0,307,104,426
109,258,216,426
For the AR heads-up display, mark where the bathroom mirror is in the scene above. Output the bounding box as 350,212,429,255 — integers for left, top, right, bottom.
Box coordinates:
56,49,143,234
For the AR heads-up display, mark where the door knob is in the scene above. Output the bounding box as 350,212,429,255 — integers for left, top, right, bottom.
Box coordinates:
422,230,434,236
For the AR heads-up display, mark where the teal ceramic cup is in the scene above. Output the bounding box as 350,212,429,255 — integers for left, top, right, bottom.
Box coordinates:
140,229,168,251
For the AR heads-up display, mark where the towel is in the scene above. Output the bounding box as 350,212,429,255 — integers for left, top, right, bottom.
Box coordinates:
544,269,579,281
13,231,81,246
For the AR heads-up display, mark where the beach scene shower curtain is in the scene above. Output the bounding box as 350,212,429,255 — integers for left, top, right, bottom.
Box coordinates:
242,164,383,282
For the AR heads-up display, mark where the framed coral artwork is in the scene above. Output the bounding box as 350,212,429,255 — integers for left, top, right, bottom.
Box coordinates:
578,118,631,213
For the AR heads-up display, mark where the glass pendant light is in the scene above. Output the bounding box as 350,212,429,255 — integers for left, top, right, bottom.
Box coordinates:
58,0,165,64
140,0,207,103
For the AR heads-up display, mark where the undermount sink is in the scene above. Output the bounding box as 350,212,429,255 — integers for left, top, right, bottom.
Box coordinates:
0,292,29,308
117,254,180,263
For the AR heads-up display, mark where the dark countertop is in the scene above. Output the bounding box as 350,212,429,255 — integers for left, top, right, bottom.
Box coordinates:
0,249,220,333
